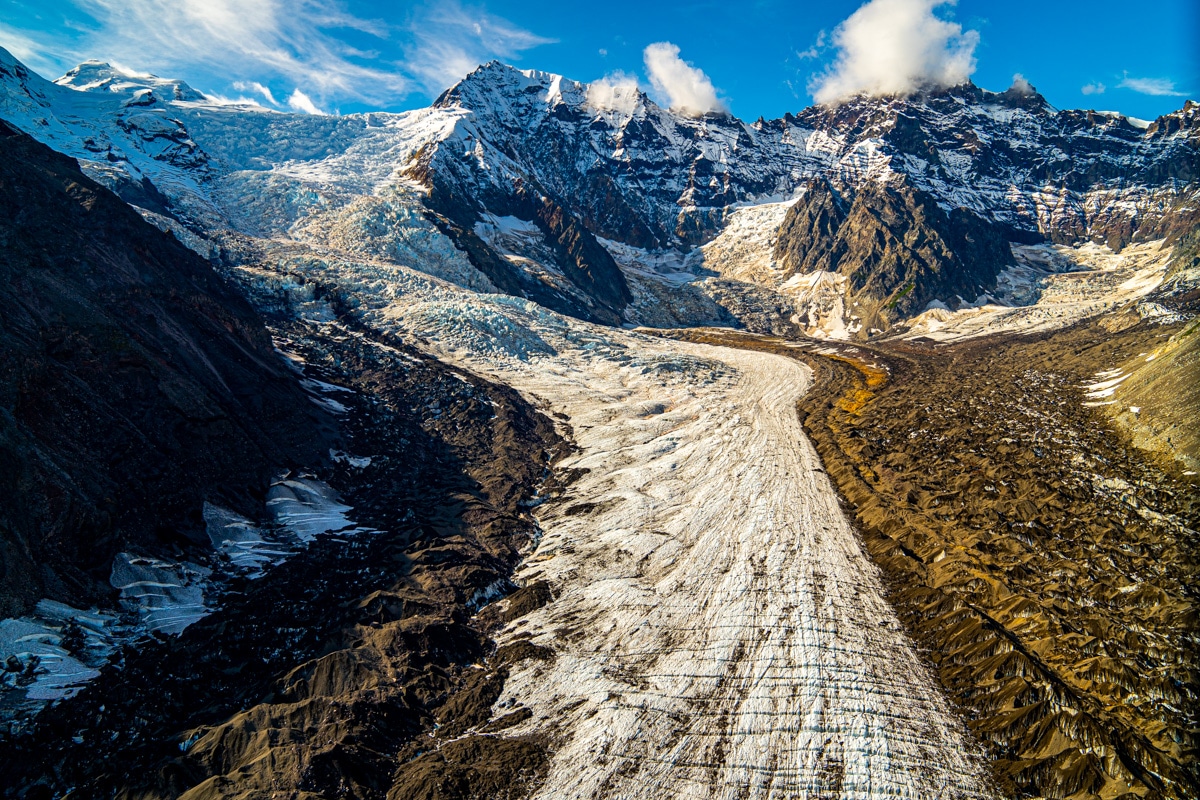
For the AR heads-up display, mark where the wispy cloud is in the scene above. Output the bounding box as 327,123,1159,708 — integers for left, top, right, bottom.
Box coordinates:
643,42,725,116
1081,82,1106,96
0,21,73,78
234,80,280,106
65,0,407,105
287,87,324,114
1117,75,1186,97
810,0,979,104
0,0,552,111
796,30,826,60
402,1,555,95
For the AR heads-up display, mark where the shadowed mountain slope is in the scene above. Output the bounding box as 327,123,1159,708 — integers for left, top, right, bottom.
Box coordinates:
0,120,331,617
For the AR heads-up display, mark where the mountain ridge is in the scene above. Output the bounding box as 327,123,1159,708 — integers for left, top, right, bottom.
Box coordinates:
1,46,1196,333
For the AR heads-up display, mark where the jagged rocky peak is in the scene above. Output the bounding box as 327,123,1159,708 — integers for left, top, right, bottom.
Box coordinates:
416,59,774,254
435,59,653,121
790,80,1048,135
1147,98,1200,138
56,59,206,102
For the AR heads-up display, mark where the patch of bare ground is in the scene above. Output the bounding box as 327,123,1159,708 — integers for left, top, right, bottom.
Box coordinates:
655,321,1199,800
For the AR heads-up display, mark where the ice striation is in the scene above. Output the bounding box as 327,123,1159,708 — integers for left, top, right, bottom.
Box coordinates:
489,342,991,799
283,252,995,795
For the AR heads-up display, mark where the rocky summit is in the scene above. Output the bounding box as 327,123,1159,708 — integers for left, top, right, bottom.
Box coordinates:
0,42,1197,800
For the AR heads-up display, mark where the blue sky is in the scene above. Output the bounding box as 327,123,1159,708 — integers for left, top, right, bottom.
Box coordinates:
2,0,1196,121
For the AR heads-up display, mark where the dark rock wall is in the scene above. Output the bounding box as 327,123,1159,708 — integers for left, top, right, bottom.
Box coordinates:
0,121,330,617
774,178,1014,332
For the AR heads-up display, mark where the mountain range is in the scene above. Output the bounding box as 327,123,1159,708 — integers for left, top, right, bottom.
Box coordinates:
3,49,1197,333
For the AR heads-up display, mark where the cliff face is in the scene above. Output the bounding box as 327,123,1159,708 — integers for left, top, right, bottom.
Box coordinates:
0,121,330,617
407,70,1198,328
774,178,1015,330
418,65,1198,252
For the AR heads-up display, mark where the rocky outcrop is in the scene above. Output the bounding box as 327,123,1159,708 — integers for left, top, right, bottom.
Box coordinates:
774,178,1014,332
0,120,329,617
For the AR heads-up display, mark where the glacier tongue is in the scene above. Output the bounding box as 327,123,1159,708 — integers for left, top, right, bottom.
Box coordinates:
385,293,991,796
510,341,988,797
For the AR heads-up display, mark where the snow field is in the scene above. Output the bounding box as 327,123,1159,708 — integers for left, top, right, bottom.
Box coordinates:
902,240,1177,341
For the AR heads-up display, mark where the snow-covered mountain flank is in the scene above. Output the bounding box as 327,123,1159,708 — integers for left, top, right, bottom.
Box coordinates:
2,48,1196,334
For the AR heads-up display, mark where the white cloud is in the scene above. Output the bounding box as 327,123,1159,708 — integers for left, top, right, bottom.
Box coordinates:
587,71,641,115
810,0,979,104
797,30,826,60
233,80,280,106
643,42,724,116
403,1,555,95
287,87,324,114
1009,73,1034,95
1081,82,1106,96
1118,75,1186,97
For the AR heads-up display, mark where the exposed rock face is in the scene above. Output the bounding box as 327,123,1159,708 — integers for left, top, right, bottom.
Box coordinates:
401,66,1199,324
0,120,329,617
774,178,1014,330
418,65,1197,251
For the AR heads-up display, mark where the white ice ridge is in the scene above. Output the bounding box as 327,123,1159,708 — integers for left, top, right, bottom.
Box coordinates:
486,342,992,799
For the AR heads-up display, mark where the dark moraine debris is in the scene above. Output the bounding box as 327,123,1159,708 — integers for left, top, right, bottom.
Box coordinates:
656,323,1199,800
0,310,570,799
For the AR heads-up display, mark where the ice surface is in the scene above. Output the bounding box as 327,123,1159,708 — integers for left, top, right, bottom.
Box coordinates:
0,600,124,709
0,473,373,716
358,282,992,795
266,476,363,543
110,553,209,635
203,503,289,577
459,333,991,797
902,240,1175,341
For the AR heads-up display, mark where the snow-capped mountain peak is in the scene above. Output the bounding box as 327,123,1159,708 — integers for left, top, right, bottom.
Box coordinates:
55,59,206,102
1,45,1195,334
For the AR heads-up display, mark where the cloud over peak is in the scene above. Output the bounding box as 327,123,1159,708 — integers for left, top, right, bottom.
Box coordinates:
643,42,725,116
587,71,641,115
810,0,979,105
